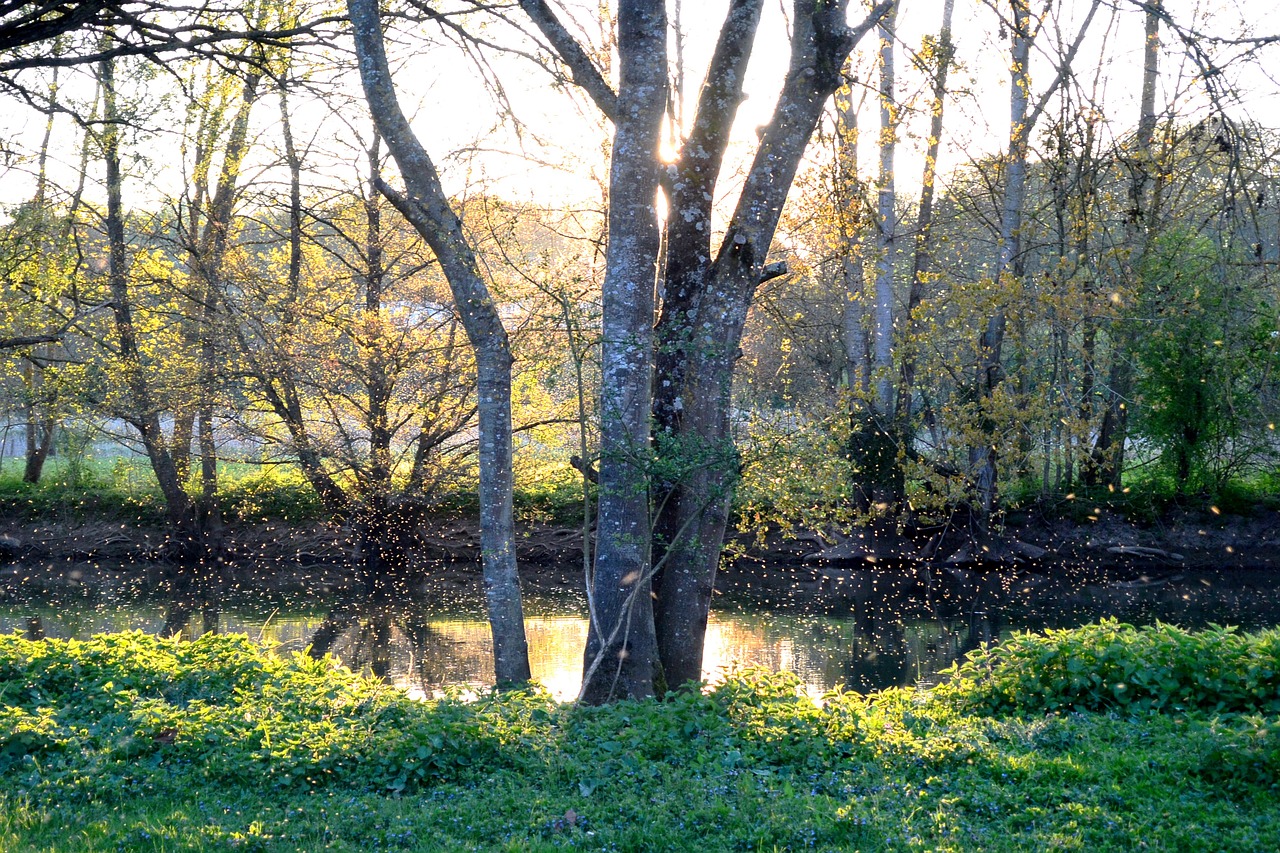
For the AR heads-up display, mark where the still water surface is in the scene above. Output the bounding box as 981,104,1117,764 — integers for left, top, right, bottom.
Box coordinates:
4,563,1279,701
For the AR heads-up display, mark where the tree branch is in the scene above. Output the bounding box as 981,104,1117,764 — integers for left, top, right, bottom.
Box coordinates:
518,0,617,122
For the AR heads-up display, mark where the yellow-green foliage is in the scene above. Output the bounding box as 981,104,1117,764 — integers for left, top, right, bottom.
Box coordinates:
2,625,1278,851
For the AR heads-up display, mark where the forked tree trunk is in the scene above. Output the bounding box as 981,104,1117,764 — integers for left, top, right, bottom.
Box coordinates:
524,0,889,695
651,2,892,690
348,0,531,686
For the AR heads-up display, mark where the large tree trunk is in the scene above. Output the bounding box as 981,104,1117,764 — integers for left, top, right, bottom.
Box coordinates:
524,0,890,695
579,0,668,703
347,0,530,686
652,2,892,691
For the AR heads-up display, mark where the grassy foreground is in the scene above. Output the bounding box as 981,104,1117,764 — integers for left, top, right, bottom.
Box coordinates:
1,622,1278,852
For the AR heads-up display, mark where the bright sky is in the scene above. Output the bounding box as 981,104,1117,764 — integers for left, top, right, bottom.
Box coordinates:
1,0,1275,226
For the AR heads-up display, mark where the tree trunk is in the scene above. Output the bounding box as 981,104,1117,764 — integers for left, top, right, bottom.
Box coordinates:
870,1,897,418
579,0,668,703
970,0,1032,533
652,2,892,690
188,64,261,542
524,0,891,695
851,0,902,514
969,0,1101,529
897,0,956,432
100,54,196,537
348,0,530,686
22,409,55,484
1092,0,1161,487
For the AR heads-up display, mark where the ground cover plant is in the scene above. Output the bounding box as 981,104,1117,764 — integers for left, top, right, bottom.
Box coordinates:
0,622,1277,851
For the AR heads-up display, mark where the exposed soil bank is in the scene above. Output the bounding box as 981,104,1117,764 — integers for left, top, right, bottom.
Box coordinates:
2,506,1278,600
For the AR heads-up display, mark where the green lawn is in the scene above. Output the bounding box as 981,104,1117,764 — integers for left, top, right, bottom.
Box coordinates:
1,622,1277,851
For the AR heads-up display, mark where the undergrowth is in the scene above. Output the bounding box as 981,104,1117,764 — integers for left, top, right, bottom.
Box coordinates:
1,623,1277,851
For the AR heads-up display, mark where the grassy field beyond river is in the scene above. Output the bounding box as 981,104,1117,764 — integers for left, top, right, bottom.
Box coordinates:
1,621,1278,851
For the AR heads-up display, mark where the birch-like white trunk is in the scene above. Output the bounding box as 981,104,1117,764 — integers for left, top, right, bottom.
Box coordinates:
871,1,897,416
897,0,954,429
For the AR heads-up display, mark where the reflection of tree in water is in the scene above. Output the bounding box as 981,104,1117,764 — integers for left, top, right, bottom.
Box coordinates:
307,595,491,695
159,559,233,638
816,566,1011,693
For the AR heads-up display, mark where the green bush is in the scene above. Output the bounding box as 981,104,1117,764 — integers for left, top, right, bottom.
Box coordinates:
2,626,1279,851
939,619,1280,716
217,466,323,523
0,632,549,795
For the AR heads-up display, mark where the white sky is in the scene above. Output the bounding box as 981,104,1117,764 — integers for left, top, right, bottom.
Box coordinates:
1,0,1275,226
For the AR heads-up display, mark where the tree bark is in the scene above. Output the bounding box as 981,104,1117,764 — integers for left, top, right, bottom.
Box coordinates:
970,0,1101,530
347,0,530,686
897,0,955,432
525,0,890,695
579,0,668,703
99,53,196,537
1092,0,1162,487
651,1,892,690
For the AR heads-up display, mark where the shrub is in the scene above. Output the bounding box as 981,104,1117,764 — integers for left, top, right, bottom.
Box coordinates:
939,619,1280,716
217,467,323,523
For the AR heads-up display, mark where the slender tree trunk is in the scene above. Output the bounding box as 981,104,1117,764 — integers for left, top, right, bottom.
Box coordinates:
348,0,530,686
100,55,195,536
22,408,55,484
970,0,1032,533
23,53,64,485
189,66,260,541
358,137,395,585
851,0,902,513
1093,0,1161,487
897,0,955,431
871,2,897,417
235,78,351,520
969,0,1101,529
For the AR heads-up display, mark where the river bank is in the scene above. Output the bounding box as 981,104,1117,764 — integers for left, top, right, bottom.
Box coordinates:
2,503,1278,599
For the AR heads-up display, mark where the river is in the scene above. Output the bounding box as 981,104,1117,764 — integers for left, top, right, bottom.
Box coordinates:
3,560,1279,701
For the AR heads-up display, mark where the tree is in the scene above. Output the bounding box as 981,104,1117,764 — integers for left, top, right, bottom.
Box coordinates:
347,0,531,686
521,0,892,698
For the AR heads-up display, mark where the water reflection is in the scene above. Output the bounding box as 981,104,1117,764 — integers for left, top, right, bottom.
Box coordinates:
4,562,1280,701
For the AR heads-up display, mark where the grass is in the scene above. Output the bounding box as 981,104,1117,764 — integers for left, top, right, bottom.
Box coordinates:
999,467,1280,526
0,455,591,527
1,623,1277,851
